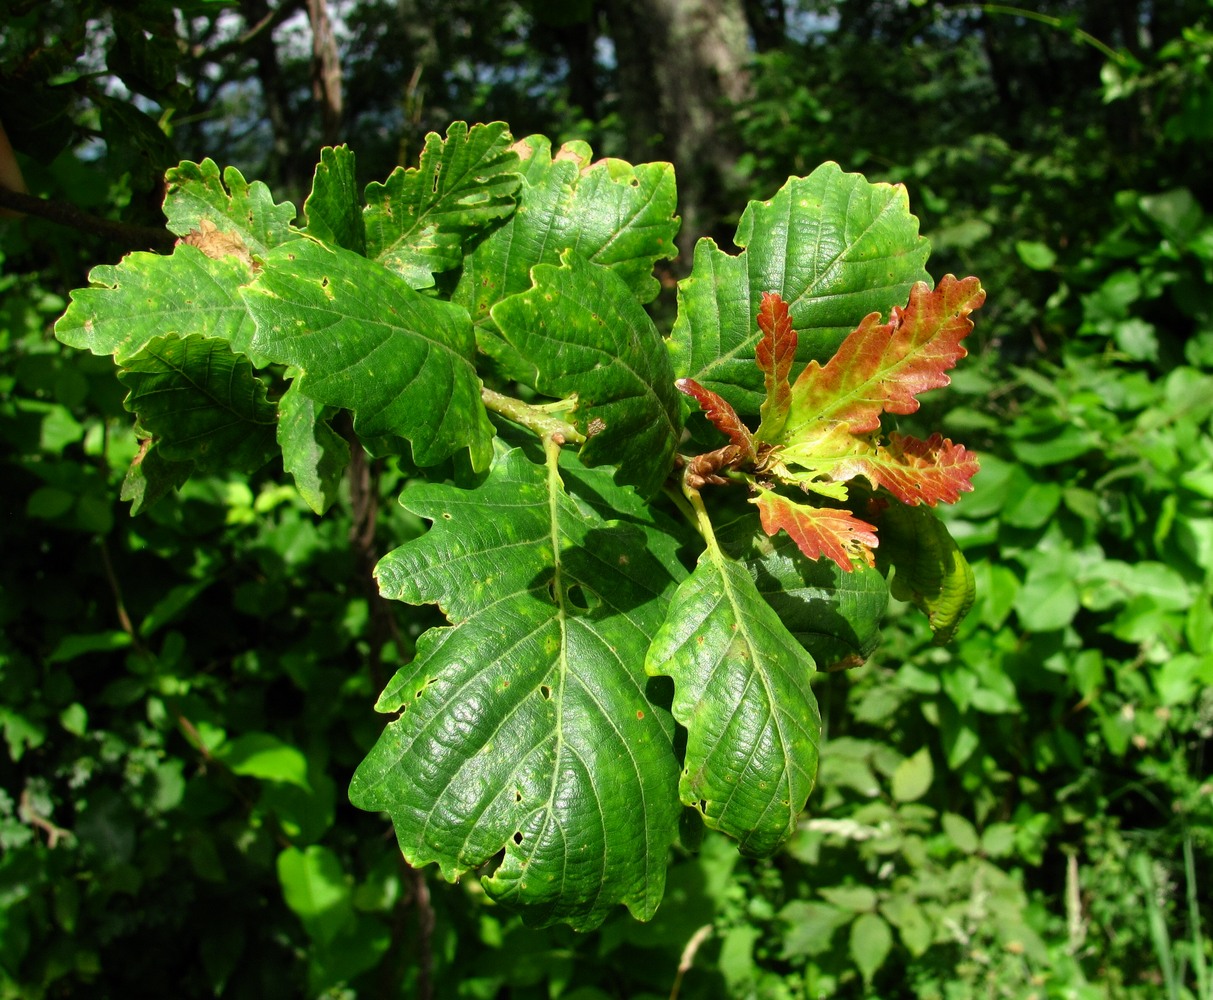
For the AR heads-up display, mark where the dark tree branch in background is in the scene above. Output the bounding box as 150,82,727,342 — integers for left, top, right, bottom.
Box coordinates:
191,0,302,61
241,0,300,193
0,184,175,252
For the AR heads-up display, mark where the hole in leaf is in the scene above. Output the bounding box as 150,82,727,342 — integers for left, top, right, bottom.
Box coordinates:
539,685,552,700
564,582,597,612
514,790,523,803
512,831,523,845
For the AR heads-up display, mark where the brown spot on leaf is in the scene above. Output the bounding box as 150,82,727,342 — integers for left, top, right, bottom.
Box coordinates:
179,218,254,268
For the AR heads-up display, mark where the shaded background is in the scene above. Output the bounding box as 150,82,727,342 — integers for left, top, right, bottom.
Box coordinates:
2,1,1212,997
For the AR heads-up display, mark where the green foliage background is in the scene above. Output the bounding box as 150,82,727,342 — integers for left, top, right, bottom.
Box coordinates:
3,1,1212,997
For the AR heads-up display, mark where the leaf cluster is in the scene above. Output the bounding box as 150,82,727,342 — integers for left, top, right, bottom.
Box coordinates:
52,121,984,929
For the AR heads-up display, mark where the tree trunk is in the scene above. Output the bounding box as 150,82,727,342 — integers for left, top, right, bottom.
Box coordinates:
602,0,752,264
307,0,344,147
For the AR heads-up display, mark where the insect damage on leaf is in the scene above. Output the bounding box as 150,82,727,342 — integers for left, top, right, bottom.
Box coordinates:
178,218,255,268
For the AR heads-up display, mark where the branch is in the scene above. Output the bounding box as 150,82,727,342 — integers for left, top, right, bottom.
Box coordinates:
190,0,305,61
963,4,1133,66
0,185,175,252
19,789,73,848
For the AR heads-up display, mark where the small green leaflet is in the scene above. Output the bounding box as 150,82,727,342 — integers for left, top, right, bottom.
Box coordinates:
276,383,348,515
669,162,931,415
241,240,494,471
874,502,976,644
121,442,192,515
349,446,683,929
646,544,821,856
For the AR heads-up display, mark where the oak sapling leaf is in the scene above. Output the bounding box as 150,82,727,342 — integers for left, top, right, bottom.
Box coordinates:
861,432,980,507
675,378,755,460
778,275,985,449
163,158,299,255
754,291,796,443
645,548,821,855
680,280,983,579
753,490,878,573
363,121,522,288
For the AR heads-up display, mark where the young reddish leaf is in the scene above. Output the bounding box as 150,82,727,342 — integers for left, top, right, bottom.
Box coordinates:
754,291,796,443
676,377,756,461
819,433,979,506
753,489,878,573
780,275,985,442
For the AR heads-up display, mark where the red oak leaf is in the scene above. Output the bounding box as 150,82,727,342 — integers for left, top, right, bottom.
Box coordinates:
753,489,879,573
754,291,796,443
821,432,979,506
676,377,756,461
781,275,985,441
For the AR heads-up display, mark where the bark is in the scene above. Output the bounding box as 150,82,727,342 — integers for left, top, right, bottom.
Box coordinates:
603,0,753,263
307,0,344,146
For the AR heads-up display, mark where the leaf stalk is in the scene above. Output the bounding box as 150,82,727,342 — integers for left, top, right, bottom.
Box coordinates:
481,386,585,446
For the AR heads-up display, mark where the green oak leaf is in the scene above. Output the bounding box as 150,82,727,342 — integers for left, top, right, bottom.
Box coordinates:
363,121,521,288
716,516,888,670
874,503,975,644
453,135,678,373
118,334,277,473
669,162,931,415
349,446,683,929
241,240,494,470
163,158,299,255
120,440,192,514
277,381,348,515
491,253,682,497
55,244,258,363
304,145,366,255
646,547,821,856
